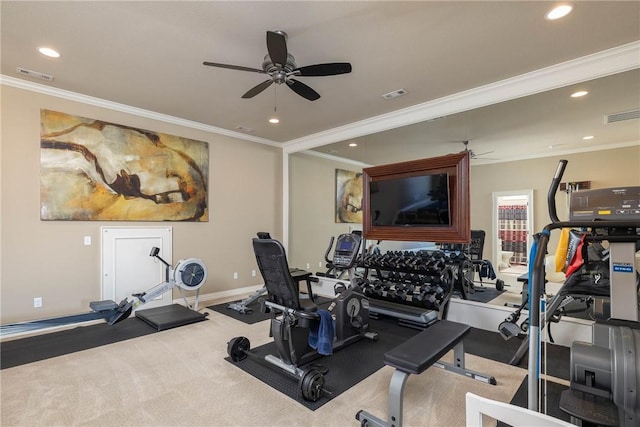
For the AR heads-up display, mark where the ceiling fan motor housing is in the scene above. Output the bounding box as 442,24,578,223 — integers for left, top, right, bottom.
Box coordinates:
262,53,297,84
203,30,352,101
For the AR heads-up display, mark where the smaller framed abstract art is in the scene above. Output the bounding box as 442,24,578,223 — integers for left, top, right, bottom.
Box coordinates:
335,168,363,224
40,109,209,221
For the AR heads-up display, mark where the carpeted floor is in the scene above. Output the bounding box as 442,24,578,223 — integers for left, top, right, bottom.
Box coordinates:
0,295,571,427
226,316,420,410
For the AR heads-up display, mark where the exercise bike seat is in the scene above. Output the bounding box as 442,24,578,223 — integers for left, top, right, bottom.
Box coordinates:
253,238,315,313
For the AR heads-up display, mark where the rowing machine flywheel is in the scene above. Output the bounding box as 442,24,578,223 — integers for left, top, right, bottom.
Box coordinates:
174,258,207,290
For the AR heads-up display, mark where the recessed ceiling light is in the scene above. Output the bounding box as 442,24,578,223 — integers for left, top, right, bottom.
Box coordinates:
268,117,279,124
38,47,61,58
348,143,357,147
545,4,573,20
570,90,588,98
582,135,594,140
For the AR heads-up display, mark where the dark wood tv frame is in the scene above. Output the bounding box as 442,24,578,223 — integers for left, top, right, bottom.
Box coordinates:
362,151,470,243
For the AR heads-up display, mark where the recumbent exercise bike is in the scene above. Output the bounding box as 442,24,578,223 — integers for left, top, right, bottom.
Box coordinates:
227,233,377,401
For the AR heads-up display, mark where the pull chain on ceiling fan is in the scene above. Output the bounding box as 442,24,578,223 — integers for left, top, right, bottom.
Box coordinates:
203,30,352,101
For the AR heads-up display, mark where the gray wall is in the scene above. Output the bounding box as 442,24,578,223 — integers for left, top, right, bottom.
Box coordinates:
1,85,282,323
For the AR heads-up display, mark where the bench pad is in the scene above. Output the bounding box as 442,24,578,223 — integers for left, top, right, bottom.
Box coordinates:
384,320,471,374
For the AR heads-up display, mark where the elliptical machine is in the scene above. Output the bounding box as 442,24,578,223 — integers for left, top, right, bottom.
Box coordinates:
317,231,365,280
227,232,377,401
526,160,639,426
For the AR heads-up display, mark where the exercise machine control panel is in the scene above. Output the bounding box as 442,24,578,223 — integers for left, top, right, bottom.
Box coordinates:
332,233,362,269
570,186,640,221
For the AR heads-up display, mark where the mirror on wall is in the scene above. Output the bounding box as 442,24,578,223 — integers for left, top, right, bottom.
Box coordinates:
287,69,640,311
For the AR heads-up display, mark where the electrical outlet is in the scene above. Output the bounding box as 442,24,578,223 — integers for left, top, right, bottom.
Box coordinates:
306,263,310,269
252,270,256,277
233,272,238,280
83,236,91,245
34,297,43,308
319,261,323,267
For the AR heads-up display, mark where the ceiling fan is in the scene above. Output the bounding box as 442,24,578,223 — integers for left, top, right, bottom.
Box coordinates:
460,140,497,160
203,30,352,101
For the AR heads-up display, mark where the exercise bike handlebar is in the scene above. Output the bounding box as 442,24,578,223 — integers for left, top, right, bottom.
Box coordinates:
264,300,320,321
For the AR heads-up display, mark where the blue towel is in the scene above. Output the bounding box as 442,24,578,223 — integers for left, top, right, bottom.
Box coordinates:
479,261,497,280
308,309,335,355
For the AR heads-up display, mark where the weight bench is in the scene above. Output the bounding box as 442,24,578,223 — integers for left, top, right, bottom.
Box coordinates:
356,320,496,427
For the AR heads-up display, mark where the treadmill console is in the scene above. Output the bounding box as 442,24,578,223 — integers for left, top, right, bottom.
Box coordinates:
570,186,640,221
332,233,362,269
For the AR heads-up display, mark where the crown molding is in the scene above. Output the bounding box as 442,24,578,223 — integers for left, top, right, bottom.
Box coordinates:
298,150,371,168
3,41,638,153
0,75,281,148
283,41,640,154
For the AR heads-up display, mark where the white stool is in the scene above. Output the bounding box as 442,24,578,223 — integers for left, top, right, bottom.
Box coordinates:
499,251,513,270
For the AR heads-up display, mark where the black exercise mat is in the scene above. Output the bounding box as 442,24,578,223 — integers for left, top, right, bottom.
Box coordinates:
462,327,570,380
1,317,157,370
465,287,505,304
498,376,570,426
208,295,332,324
136,303,207,331
225,316,420,410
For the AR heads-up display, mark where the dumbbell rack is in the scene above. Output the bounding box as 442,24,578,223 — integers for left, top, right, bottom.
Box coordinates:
359,249,466,329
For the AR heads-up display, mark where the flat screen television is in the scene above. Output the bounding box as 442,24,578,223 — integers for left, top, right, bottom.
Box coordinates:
362,151,470,243
370,173,450,226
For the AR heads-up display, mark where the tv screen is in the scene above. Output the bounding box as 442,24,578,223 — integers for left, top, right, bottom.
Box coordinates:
362,152,470,243
369,173,450,227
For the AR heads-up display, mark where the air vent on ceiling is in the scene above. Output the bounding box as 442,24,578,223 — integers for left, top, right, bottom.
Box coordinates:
604,109,640,124
16,67,54,82
234,125,254,133
381,88,407,100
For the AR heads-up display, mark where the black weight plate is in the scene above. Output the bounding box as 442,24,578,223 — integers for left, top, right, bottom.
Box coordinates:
300,369,325,402
227,336,250,362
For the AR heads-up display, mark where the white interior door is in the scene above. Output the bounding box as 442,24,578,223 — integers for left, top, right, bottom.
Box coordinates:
101,226,173,310
491,190,534,272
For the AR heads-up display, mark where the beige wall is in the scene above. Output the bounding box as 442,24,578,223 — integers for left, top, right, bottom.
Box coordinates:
289,145,640,272
288,152,362,271
2,82,638,325
1,85,282,323
470,146,640,261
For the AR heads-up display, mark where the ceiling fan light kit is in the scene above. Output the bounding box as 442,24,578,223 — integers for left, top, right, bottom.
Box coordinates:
203,30,352,102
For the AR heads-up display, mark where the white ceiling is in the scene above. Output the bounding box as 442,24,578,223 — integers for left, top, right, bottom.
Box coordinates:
2,1,639,163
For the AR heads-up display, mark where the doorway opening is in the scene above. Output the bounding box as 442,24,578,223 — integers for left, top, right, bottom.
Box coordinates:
492,190,534,275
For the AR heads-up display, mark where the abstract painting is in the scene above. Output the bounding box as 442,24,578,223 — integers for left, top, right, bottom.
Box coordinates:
335,168,363,223
40,109,209,221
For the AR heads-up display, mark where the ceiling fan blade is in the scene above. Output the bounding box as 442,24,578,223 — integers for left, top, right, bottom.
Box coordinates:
242,79,274,99
294,63,352,77
286,79,320,101
474,151,495,157
203,62,265,74
266,31,288,67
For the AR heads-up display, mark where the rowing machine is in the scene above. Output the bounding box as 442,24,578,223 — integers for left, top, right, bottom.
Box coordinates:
90,247,207,325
